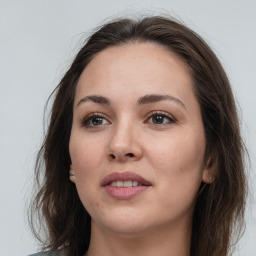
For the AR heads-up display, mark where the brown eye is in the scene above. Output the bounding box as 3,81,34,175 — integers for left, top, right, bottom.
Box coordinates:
147,112,176,125
92,117,104,125
82,114,110,128
152,114,165,124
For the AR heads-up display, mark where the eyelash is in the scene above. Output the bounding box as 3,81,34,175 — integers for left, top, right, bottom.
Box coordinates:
81,111,176,128
146,111,176,126
81,112,110,128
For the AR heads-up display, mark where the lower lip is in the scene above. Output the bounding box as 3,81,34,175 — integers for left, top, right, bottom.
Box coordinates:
104,185,150,199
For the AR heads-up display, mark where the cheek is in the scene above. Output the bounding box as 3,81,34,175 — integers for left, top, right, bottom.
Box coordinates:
150,132,205,216
69,135,104,212
69,133,106,196
69,133,105,173
148,130,205,184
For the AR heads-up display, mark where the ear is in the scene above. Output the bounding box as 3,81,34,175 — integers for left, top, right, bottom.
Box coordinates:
69,165,76,183
202,157,214,184
202,169,213,184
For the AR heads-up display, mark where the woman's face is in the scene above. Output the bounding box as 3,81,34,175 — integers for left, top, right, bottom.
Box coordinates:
69,42,211,236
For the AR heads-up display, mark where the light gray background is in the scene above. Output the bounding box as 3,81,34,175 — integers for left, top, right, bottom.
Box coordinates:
0,0,255,255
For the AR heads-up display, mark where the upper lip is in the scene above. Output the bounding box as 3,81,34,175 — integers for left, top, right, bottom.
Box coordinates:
102,171,152,186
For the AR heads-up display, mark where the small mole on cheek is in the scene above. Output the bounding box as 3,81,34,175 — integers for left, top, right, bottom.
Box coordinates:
95,202,100,207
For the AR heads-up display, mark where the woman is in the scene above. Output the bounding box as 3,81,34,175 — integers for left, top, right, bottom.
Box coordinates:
29,16,247,256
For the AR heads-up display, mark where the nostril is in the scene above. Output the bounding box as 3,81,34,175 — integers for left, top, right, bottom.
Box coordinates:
126,153,134,157
110,154,115,159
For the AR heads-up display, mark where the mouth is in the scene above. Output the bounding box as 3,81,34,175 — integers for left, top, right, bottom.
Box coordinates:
102,171,152,187
108,180,145,187
102,172,152,199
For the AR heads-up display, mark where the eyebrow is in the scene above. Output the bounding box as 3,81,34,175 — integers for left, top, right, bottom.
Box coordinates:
77,95,111,106
137,94,186,109
76,94,186,109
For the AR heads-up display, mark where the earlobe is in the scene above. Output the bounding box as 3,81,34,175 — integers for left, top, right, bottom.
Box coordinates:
202,170,214,184
202,157,215,184
69,165,76,183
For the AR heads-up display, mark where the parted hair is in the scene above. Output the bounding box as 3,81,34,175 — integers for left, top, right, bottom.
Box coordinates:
29,16,247,256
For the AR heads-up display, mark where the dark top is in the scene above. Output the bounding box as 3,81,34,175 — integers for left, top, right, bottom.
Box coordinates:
28,249,66,256
28,253,54,256
28,252,55,256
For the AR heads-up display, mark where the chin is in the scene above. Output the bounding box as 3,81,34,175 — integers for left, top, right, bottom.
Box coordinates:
102,221,152,238
93,209,154,237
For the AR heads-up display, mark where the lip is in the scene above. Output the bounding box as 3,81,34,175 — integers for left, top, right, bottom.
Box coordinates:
102,171,151,186
102,172,152,200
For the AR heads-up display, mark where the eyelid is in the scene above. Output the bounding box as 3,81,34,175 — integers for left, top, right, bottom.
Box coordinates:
145,111,177,124
81,110,176,128
81,112,111,128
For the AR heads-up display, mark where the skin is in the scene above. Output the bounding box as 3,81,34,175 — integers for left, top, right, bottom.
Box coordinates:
69,42,212,256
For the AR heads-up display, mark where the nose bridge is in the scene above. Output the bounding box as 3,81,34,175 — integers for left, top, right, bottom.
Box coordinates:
110,115,135,149
108,115,142,161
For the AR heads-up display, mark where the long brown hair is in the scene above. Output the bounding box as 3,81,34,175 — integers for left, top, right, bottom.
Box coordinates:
29,16,247,256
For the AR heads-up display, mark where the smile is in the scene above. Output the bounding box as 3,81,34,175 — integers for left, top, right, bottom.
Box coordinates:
102,172,152,199
109,180,142,187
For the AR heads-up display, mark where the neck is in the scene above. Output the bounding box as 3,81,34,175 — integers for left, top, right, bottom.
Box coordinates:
86,219,192,256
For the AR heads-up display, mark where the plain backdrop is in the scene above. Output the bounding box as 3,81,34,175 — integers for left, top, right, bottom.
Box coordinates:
0,0,255,255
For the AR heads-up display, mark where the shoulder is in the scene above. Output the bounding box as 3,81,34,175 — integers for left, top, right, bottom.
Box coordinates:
28,252,54,256
28,250,64,256
28,248,67,256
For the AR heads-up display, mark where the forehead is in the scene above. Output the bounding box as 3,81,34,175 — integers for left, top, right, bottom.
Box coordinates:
75,42,195,105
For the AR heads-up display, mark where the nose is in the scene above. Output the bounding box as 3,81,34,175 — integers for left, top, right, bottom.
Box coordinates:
107,120,143,162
